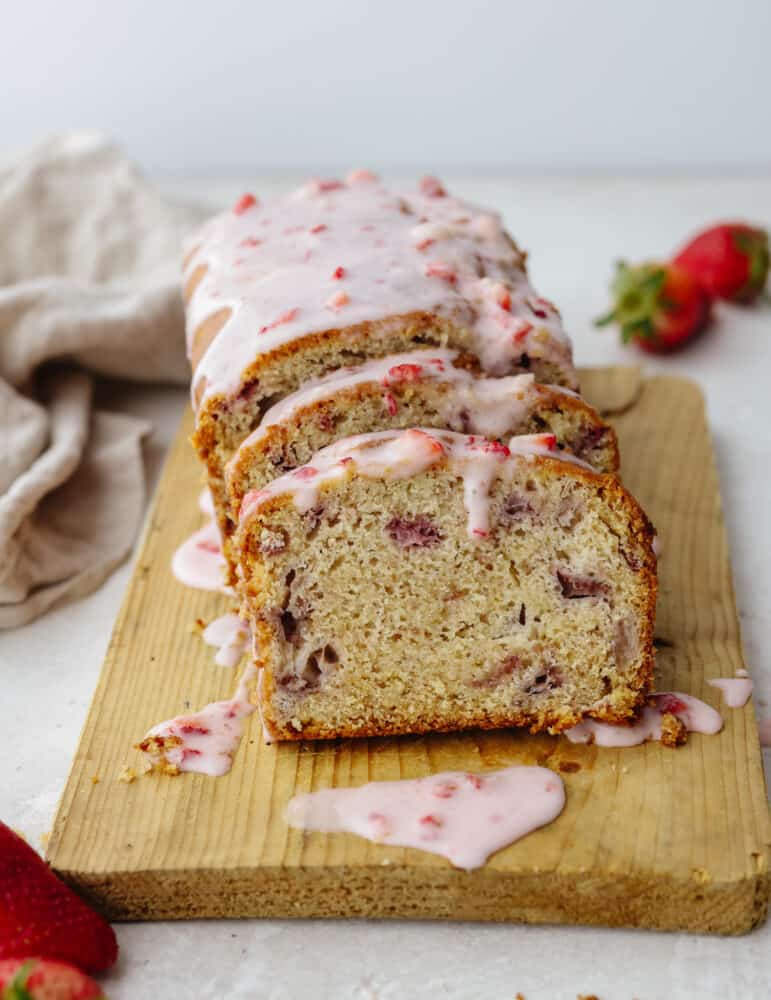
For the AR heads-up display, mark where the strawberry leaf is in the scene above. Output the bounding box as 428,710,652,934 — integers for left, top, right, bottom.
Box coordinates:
594,309,617,327
5,960,36,1000
620,317,655,344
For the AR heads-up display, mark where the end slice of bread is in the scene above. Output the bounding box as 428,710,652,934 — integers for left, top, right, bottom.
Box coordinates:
235,428,656,741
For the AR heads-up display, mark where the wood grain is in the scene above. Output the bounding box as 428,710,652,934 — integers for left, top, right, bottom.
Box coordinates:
46,368,771,934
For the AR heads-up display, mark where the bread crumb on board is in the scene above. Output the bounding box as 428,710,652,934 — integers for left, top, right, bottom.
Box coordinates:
660,711,688,747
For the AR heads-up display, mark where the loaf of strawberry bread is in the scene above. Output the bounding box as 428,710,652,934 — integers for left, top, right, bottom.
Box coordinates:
184,172,578,563
234,428,656,741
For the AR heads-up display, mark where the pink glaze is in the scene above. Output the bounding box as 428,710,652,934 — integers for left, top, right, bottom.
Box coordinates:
707,676,754,708
198,487,215,517
141,664,258,776
171,519,227,592
566,692,723,747
184,174,577,415
285,765,565,870
202,612,250,668
238,426,593,540
230,349,556,462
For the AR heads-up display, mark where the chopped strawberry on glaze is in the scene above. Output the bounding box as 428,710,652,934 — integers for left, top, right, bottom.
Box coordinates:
425,260,457,285
419,176,447,198
259,307,300,335
326,290,350,311
468,438,511,457
655,693,688,715
385,363,424,383
403,428,446,455
496,287,512,311
346,169,379,184
511,320,533,343
233,193,258,215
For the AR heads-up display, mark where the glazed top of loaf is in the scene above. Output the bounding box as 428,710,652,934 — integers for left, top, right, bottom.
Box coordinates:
238,426,595,540
184,172,574,413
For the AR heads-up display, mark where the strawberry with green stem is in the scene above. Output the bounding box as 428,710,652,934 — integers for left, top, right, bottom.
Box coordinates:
596,261,711,354
0,958,105,1000
0,823,117,974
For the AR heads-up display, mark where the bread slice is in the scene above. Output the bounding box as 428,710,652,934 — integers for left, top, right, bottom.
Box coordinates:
235,428,656,741
223,349,617,583
184,173,578,560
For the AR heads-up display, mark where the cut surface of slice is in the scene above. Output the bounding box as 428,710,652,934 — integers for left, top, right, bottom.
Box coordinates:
235,428,656,741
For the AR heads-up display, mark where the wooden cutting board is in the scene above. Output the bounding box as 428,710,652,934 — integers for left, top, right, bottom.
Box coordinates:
46,368,771,934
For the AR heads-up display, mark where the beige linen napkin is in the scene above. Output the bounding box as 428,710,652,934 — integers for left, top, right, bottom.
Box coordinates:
0,133,209,628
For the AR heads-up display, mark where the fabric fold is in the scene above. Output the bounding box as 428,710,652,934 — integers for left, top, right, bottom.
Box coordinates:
0,132,209,627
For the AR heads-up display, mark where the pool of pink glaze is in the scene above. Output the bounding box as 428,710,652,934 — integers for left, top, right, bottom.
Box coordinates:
286,765,565,870
566,692,722,747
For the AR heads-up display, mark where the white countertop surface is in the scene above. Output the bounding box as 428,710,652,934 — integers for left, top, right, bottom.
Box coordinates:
3,171,770,999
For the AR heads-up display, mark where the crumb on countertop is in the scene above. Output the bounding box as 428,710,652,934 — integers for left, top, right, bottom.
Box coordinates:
191,617,207,635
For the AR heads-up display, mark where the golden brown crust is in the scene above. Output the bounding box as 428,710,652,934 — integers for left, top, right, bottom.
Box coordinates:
183,260,207,302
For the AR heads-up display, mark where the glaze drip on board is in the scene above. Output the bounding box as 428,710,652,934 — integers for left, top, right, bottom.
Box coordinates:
171,490,231,593
286,765,566,870
139,665,258,776
707,676,754,708
566,692,722,746
202,613,250,668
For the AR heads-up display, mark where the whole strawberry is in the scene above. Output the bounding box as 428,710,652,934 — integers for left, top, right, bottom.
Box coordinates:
596,260,711,353
0,958,105,1000
0,823,117,974
673,222,769,304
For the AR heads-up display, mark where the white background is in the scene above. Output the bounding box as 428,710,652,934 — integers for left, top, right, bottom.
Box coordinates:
3,3,771,995
2,0,771,171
